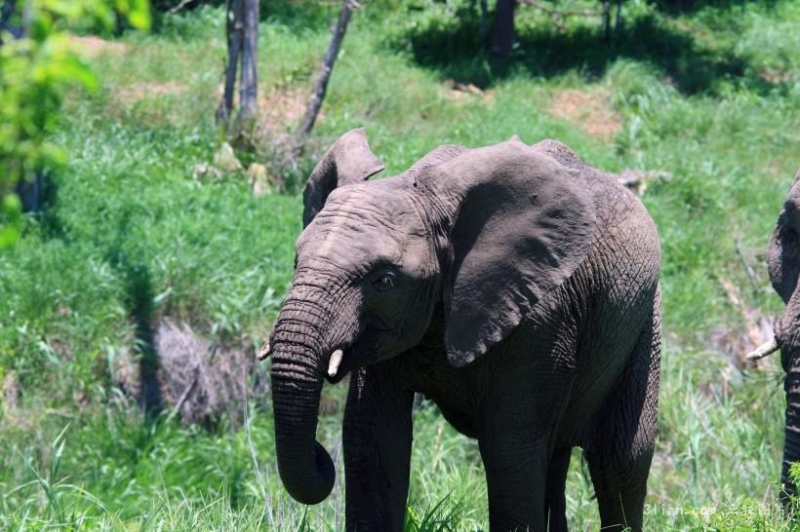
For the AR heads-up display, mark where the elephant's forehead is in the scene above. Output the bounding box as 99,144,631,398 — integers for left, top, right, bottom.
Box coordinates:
325,184,420,221
298,187,426,266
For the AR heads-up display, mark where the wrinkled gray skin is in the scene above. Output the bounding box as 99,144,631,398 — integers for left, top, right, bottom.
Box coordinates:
269,129,662,532
768,169,800,507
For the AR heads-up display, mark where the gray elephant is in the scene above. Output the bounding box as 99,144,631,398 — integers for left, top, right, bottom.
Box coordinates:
750,169,800,507
264,129,662,531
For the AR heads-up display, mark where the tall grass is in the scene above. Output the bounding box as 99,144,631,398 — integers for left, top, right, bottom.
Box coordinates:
0,0,798,529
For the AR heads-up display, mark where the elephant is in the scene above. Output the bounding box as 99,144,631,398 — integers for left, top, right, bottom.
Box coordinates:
755,168,800,507
265,128,662,531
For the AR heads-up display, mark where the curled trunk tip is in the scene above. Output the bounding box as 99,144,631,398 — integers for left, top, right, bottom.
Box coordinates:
278,441,336,505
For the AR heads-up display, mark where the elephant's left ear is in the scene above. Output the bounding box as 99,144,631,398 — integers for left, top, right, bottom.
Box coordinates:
302,128,384,227
426,139,597,367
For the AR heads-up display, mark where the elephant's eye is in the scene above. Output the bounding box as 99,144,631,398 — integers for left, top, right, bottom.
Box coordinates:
372,272,396,292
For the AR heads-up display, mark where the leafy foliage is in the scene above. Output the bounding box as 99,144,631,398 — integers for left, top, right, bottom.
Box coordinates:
0,0,150,247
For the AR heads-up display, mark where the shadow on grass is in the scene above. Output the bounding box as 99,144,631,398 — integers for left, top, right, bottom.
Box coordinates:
106,215,163,418
120,261,163,417
392,10,776,95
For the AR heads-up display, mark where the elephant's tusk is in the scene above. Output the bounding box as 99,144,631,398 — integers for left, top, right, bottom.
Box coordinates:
746,337,780,361
327,349,344,377
257,342,271,361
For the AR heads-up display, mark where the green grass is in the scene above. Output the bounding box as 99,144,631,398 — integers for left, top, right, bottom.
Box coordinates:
1,0,799,529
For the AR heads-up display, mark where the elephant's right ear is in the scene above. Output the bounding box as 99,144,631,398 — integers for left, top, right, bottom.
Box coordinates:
768,168,800,303
421,139,596,367
530,139,585,170
302,128,384,227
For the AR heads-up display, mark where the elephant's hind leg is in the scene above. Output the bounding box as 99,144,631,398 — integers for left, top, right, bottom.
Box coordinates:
545,447,571,532
584,297,661,532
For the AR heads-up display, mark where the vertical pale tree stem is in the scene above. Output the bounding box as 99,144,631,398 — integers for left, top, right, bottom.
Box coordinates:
602,0,611,42
239,0,259,123
216,0,243,124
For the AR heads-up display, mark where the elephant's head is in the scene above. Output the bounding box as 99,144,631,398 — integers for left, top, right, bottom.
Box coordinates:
268,129,597,505
767,168,800,505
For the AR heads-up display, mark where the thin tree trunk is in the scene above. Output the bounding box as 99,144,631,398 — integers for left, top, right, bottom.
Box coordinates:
238,0,259,123
602,0,611,42
216,0,244,124
295,0,354,141
478,0,488,49
489,0,516,57
0,0,15,40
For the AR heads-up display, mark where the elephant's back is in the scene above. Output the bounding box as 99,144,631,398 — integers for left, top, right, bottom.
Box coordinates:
585,167,661,304
551,168,660,443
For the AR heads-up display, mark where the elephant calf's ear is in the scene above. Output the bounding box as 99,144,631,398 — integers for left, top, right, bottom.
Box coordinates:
530,139,585,170
302,128,385,227
427,141,596,367
768,168,800,303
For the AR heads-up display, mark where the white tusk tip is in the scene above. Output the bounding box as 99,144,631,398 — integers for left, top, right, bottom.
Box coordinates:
746,337,780,361
257,343,271,361
327,349,344,377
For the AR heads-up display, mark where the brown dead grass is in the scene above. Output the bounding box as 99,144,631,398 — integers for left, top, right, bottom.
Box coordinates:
713,276,776,371
112,319,268,427
115,81,187,107
758,68,796,85
441,79,496,104
257,87,313,134
69,35,130,58
548,88,622,141
212,84,315,137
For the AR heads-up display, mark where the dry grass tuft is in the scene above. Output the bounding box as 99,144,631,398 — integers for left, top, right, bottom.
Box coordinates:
70,35,130,58
548,88,622,141
713,276,776,370
441,79,496,104
114,319,268,426
114,81,187,107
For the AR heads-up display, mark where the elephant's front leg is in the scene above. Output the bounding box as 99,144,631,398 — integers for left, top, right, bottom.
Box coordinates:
480,432,550,531
478,345,577,532
343,365,414,532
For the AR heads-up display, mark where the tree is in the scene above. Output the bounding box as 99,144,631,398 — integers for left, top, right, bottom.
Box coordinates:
489,0,516,57
0,0,150,248
295,0,357,141
489,0,625,58
216,0,259,132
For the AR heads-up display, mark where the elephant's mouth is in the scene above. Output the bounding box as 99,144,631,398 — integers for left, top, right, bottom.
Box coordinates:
324,347,350,384
323,319,391,384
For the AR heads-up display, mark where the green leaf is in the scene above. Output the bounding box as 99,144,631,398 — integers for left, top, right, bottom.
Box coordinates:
0,192,22,249
0,224,20,249
3,193,22,220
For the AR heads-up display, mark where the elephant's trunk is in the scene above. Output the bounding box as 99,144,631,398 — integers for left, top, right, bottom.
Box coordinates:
270,299,335,505
782,374,800,506
778,287,800,506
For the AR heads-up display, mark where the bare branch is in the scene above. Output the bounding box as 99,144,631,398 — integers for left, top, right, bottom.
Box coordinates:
172,366,199,414
517,0,597,18
734,239,760,293
616,169,671,195
170,0,197,13
295,0,355,141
